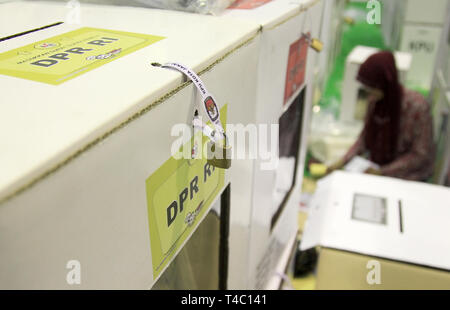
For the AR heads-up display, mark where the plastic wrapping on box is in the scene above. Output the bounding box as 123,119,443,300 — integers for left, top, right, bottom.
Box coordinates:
24,0,236,15
308,108,363,166
132,0,236,14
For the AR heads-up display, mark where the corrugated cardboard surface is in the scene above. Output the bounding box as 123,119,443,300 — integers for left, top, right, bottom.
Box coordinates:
317,248,450,290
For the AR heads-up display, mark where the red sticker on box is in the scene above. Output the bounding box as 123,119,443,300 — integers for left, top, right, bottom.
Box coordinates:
284,35,309,105
228,0,272,10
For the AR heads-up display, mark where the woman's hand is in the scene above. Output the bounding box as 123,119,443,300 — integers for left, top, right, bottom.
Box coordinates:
365,167,382,175
309,159,346,179
327,159,345,174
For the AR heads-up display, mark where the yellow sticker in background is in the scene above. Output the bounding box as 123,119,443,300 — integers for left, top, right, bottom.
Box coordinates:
0,27,165,85
146,105,227,280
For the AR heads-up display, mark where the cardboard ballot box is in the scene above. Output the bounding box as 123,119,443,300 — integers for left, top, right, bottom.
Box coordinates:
0,1,261,289
222,0,324,289
400,0,450,92
301,171,450,290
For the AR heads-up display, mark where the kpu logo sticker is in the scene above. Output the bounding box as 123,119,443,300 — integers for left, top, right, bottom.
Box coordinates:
204,96,220,122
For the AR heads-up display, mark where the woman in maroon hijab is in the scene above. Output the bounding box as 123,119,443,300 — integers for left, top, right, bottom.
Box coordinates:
331,51,435,181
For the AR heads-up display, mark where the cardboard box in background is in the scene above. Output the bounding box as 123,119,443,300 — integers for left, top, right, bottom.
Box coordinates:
400,24,443,92
403,0,449,25
317,248,450,290
379,0,406,49
301,171,450,290
428,4,450,186
399,0,450,93
222,0,324,289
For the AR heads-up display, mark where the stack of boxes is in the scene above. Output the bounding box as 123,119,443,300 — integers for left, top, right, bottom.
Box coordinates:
399,0,450,93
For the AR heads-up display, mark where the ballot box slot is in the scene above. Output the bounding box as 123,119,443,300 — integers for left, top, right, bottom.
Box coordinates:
399,200,404,234
0,21,63,43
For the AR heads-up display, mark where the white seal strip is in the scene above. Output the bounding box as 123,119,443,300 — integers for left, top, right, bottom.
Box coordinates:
159,62,226,143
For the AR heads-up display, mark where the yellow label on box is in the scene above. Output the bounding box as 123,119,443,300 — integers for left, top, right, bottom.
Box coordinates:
146,105,227,279
152,158,220,254
0,27,164,85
